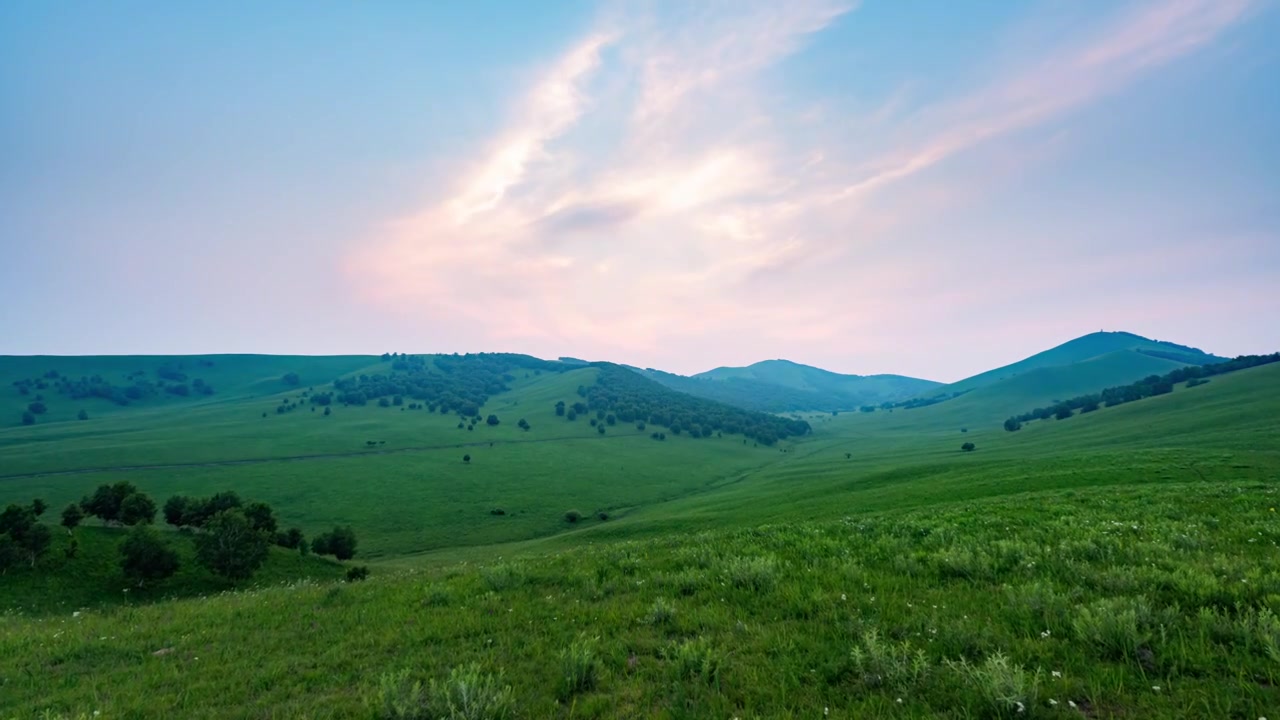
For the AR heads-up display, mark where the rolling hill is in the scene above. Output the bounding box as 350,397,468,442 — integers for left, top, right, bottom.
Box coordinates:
932,331,1225,397
637,359,940,412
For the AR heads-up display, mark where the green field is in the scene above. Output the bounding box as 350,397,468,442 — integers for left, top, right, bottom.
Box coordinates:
2,352,1278,718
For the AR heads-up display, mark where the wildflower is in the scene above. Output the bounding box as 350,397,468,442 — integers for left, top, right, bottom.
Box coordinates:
1049,699,1059,706
825,708,829,716
1069,701,1077,708
896,698,903,704
1051,670,1062,678
1016,701,1025,713
1040,629,1051,638
841,594,846,601
72,611,81,618
1152,685,1161,691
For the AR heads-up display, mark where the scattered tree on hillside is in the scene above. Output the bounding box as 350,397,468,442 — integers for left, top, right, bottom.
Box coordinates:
61,503,84,533
486,414,500,426
312,526,358,560
77,409,89,421
517,418,530,431
1003,418,1022,432
119,493,157,526
961,442,976,452
27,402,47,415
564,510,581,523
555,401,565,416
463,454,471,464
163,496,191,528
282,372,301,387
0,503,52,568
1054,406,1074,421
83,482,141,525
120,525,179,587
21,411,35,426
243,501,278,534
323,406,331,416
31,499,47,517
275,527,305,550
195,509,270,582
597,425,605,435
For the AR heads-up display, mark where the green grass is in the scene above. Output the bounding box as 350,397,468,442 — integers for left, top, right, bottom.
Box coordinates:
3,481,1277,718
1,353,1277,717
0,525,346,616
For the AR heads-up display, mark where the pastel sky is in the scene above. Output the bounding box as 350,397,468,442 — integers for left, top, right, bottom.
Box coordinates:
3,1,1278,382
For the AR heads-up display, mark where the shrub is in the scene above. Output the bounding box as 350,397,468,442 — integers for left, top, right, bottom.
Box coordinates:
481,563,525,592
596,511,608,521
371,664,514,720
961,442,976,452
645,597,677,626
946,652,1041,717
662,638,722,685
346,566,370,582
557,635,599,699
1072,596,1166,662
489,508,506,516
564,510,581,523
724,555,779,591
849,629,930,691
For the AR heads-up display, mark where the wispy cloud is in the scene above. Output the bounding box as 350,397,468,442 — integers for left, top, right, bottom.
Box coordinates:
348,0,1257,373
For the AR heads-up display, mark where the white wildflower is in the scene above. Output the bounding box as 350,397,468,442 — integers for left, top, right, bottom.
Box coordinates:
1051,670,1062,678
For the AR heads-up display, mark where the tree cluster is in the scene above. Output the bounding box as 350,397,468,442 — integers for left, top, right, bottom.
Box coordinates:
0,500,52,571
10,363,215,424
1003,352,1280,430
566,364,810,445
329,353,568,416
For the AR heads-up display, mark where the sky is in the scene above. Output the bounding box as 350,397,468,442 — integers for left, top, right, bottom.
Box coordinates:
2,0,1278,382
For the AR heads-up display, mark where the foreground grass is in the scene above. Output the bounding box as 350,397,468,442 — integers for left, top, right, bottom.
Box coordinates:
4,480,1277,719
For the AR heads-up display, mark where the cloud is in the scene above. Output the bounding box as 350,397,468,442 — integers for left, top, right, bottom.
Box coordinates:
348,0,1256,374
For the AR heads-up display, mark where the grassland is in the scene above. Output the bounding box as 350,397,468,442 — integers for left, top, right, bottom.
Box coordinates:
1,353,1277,717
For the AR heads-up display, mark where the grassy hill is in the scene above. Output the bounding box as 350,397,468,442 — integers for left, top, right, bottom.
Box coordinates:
647,359,940,412
2,348,1278,718
934,331,1224,397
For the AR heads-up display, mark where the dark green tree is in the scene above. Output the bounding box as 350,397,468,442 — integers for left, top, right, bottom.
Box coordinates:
961,442,976,452
21,411,35,426
555,401,566,416
1003,417,1022,432
486,414,500,426
120,525,179,587
163,496,191,527
312,526,358,560
77,409,89,421
61,503,84,533
243,501,278,534
119,493,157,526
31,499,47,517
282,372,301,386
517,418,530,431
195,509,270,582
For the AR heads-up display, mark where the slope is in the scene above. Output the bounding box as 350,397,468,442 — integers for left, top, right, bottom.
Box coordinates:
935,331,1224,396
662,359,940,411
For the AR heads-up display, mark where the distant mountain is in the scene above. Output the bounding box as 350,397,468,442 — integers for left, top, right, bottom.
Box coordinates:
634,359,941,413
935,331,1226,397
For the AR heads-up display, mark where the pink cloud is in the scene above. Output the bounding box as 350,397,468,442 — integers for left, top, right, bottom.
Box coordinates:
347,0,1258,376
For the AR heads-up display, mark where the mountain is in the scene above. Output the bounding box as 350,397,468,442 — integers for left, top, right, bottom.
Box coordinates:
933,331,1226,398
635,359,941,413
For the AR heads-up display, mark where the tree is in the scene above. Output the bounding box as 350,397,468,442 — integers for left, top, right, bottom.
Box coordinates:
313,526,357,560
605,414,616,426
323,405,331,416
119,493,157,526
567,410,577,421
517,418,530,431
243,501,277,534
61,503,84,533
84,482,139,525
597,425,605,435
77,409,89,421
961,442,976,452
486,414,500,426
120,525,179,587
463,454,471,464
163,496,191,527
282,372,301,387
1054,406,1074,421
1003,417,1022,432
31,499,47,517
27,401,47,415
21,411,35,426
195,509,270,582
0,504,51,568
0,534,19,574
555,401,566,417
564,510,582,523
276,527,305,550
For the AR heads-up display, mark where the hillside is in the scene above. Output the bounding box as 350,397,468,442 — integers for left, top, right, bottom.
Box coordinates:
641,359,939,412
934,331,1224,397
3,358,1278,717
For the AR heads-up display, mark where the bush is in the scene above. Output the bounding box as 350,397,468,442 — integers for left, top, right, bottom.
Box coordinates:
596,511,608,521
557,635,599,699
946,652,1041,717
489,508,506,516
724,555,779,591
961,442,976,452
564,510,581,523
1072,596,1165,662
849,629,930,690
346,566,370,582
481,562,525,592
661,638,722,685
645,597,677,626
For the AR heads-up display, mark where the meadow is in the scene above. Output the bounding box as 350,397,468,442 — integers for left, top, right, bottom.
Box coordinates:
1,356,1278,718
